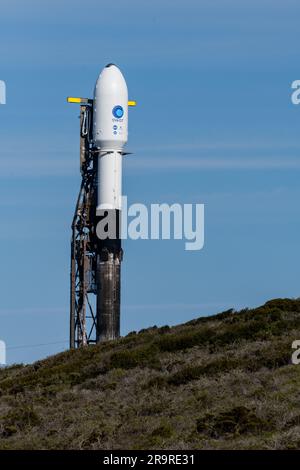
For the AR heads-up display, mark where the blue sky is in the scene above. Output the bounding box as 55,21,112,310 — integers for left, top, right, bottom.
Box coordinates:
1,0,300,364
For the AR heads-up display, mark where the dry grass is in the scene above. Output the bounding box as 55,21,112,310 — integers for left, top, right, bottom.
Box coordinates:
0,298,300,449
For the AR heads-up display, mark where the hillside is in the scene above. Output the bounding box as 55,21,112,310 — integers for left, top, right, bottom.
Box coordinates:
1,298,300,450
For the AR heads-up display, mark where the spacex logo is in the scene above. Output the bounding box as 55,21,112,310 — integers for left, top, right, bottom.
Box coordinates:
0,80,6,105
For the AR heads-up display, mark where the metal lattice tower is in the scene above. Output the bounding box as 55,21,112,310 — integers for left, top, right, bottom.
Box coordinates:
70,104,98,348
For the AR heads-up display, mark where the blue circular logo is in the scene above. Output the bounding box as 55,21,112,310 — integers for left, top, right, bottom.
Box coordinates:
112,105,124,119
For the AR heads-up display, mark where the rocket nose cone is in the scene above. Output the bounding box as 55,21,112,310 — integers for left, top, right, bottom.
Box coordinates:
96,64,124,81
95,64,127,93
93,63,128,150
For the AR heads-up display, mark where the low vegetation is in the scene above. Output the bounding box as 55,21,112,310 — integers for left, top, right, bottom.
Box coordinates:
0,298,300,449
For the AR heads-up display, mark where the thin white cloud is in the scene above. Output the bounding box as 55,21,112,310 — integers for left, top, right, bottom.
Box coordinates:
123,301,232,311
0,155,76,177
0,307,67,316
1,137,300,177
127,156,300,171
0,302,230,318
0,154,299,177
0,1,298,67
135,140,300,152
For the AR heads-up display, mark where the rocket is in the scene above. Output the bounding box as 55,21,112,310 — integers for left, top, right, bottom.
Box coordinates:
68,63,135,345
93,63,129,342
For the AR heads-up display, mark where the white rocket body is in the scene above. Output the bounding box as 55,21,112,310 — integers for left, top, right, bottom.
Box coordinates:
93,64,128,212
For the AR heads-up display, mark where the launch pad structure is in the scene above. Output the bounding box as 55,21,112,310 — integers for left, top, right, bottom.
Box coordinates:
70,102,99,348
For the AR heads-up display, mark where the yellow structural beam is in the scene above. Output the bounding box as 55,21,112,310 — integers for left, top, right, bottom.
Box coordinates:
67,97,137,106
67,97,89,104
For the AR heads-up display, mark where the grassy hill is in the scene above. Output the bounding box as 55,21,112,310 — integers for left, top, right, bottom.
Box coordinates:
1,298,300,450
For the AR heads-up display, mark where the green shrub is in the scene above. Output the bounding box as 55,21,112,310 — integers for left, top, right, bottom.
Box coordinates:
144,422,174,447
146,375,168,389
1,405,40,437
168,358,238,386
246,345,291,372
108,345,160,370
263,298,300,313
140,401,166,416
196,406,270,437
151,422,173,439
155,327,214,353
